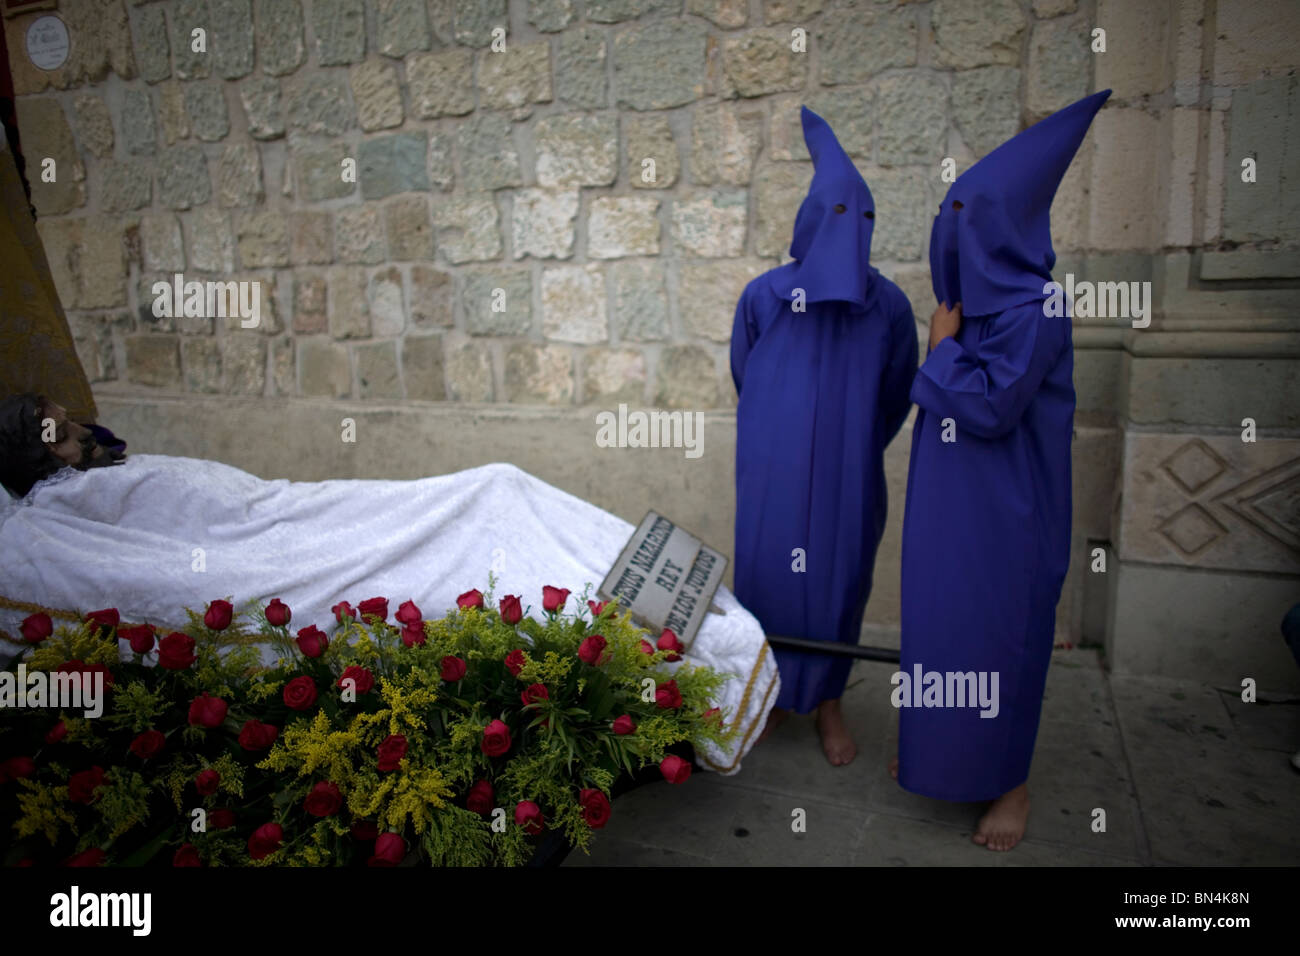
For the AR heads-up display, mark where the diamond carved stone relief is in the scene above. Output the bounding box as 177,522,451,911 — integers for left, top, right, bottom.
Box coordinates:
1119,432,1300,574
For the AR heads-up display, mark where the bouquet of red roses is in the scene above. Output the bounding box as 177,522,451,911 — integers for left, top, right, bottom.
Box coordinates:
0,581,732,867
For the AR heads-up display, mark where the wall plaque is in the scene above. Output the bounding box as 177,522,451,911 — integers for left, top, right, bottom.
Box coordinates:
24,14,68,70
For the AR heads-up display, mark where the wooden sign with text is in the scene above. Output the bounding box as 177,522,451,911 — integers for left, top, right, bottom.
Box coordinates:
598,511,727,647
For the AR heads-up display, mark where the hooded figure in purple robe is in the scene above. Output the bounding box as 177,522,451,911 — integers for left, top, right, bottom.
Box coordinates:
897,91,1111,827
731,107,918,739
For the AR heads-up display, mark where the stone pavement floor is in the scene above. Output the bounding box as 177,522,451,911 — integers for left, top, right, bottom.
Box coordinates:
566,649,1300,866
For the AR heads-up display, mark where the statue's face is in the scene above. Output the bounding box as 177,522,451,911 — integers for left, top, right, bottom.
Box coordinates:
37,400,104,467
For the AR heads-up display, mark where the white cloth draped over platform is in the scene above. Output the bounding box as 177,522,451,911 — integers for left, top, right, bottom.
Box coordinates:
0,456,778,773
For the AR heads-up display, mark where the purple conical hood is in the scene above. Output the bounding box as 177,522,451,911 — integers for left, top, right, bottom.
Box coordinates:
770,106,875,308
929,89,1111,315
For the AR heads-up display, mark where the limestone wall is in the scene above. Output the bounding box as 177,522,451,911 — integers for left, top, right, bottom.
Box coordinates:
5,0,1298,688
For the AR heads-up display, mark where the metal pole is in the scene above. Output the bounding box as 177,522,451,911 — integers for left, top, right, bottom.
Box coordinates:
766,634,900,663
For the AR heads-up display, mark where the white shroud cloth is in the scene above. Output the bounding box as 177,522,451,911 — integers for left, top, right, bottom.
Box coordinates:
0,455,778,774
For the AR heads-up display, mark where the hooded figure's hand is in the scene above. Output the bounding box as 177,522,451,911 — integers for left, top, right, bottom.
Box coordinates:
929,302,962,352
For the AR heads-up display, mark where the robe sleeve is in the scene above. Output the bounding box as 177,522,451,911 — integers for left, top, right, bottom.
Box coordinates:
729,283,761,395
909,303,1065,440
879,294,919,443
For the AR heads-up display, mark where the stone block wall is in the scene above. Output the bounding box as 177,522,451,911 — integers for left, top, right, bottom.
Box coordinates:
7,0,1100,408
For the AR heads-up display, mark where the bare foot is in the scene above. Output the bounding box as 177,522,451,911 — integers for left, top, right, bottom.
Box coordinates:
755,706,788,746
972,784,1029,851
815,698,857,766
888,756,898,780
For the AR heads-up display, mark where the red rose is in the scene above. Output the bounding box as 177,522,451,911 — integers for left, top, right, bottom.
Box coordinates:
395,600,422,625
660,754,692,784
188,693,228,728
208,809,236,830
238,719,279,751
466,779,494,816
368,832,406,867
130,729,165,760
703,706,723,726
304,781,342,817
514,800,545,835
0,756,35,783
157,632,197,670
337,665,374,696
195,768,220,795
639,639,655,656
481,719,511,757
456,589,484,609
119,623,156,654
377,734,408,772
173,844,201,867
264,598,291,627
65,848,106,867
351,820,378,842
332,601,357,624
401,623,426,647
295,625,329,658
504,649,527,676
657,628,684,662
68,766,106,804
655,679,683,709
188,691,228,728
204,599,233,631
499,594,523,624
541,586,569,612
248,822,282,861
282,675,318,711
578,634,607,665
520,683,548,707
579,788,611,829
85,607,119,635
19,613,52,644
587,599,608,617
440,656,467,682
358,597,389,622
612,715,636,736
45,721,67,745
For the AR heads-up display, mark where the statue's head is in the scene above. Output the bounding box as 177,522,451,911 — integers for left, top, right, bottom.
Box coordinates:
0,393,115,498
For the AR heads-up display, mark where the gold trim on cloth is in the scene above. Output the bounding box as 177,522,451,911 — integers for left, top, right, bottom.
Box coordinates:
0,594,255,648
695,640,776,774
0,593,82,620
0,593,81,645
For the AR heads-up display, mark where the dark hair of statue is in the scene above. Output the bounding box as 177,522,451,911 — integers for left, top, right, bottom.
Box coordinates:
0,392,65,497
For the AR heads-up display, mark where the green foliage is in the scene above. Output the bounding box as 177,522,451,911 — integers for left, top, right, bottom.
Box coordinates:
93,769,152,843
13,778,76,844
25,620,118,671
103,680,170,734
